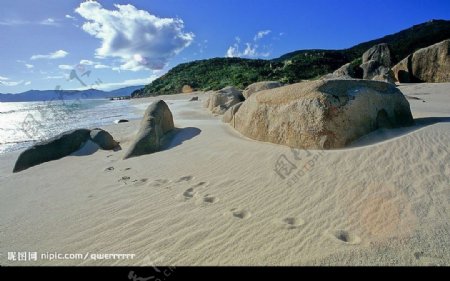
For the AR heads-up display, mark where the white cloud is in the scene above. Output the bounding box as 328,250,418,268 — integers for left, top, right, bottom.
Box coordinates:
58,64,73,70
226,42,264,58
75,1,194,71
45,75,65,80
0,18,61,26
79,60,111,69
197,39,208,54
0,80,24,87
94,64,110,69
226,31,273,58
243,43,257,56
0,69,32,87
80,59,95,66
16,60,35,69
0,19,28,26
254,30,271,41
226,44,239,58
65,15,76,20
31,50,69,60
41,18,58,26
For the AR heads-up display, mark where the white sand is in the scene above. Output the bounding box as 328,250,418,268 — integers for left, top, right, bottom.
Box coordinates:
0,85,449,266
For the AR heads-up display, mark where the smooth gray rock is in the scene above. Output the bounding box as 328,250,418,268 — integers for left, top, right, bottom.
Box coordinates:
360,43,395,83
13,129,91,173
123,100,174,159
90,128,119,150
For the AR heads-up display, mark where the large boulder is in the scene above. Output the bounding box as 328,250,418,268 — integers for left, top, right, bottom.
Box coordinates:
90,128,119,150
360,43,395,83
324,63,355,80
203,86,244,115
231,79,413,150
392,39,450,83
124,100,174,159
13,129,91,172
243,81,283,99
182,85,194,93
222,102,243,125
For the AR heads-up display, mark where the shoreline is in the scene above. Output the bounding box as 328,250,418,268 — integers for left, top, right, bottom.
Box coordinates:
0,84,449,266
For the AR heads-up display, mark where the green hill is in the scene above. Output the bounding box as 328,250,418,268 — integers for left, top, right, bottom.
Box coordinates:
132,19,450,98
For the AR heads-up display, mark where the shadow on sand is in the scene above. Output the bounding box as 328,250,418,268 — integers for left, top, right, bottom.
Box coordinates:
349,116,450,148
161,127,202,151
71,140,122,157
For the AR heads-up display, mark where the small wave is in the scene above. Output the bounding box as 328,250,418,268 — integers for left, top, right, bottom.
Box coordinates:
0,109,17,114
100,114,124,120
0,139,38,145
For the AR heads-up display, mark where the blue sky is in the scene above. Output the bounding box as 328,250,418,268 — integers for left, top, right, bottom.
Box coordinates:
0,0,449,93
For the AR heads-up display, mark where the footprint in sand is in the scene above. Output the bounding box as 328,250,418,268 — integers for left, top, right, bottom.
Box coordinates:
280,217,305,229
104,166,115,172
193,181,207,187
149,179,170,187
414,251,444,266
182,188,196,199
133,178,149,187
118,176,131,185
202,194,218,204
177,175,194,182
329,229,361,245
230,208,251,219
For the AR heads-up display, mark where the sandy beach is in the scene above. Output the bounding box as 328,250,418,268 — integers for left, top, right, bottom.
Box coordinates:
0,83,449,266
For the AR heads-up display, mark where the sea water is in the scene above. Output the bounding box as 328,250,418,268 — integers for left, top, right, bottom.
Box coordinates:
0,99,140,155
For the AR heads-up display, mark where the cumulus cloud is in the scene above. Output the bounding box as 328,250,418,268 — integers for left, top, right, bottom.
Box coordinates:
226,43,259,58
75,1,194,71
254,30,271,41
31,50,69,60
226,31,272,58
0,76,9,81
